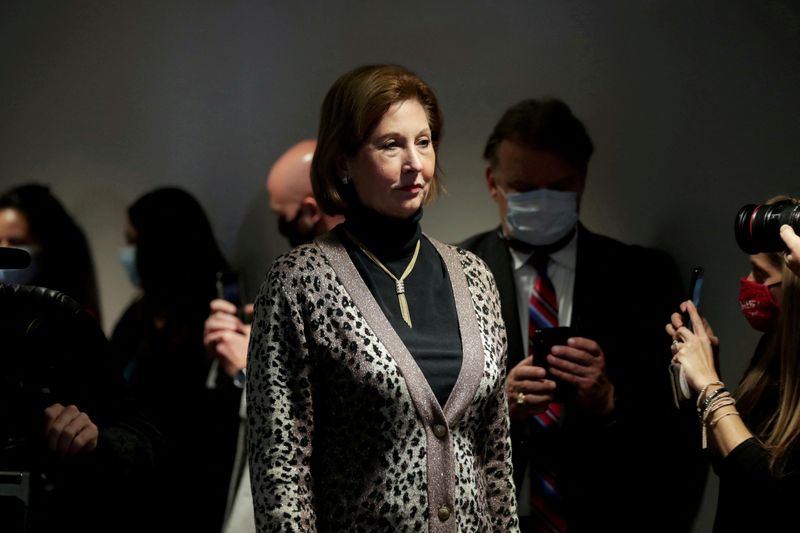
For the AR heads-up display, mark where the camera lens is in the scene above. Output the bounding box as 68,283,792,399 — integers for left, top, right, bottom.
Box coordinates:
735,200,800,253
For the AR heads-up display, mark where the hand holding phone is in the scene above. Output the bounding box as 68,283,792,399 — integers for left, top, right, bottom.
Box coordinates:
670,266,704,405
530,326,575,401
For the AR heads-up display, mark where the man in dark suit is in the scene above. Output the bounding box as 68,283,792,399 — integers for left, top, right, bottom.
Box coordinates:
460,98,706,532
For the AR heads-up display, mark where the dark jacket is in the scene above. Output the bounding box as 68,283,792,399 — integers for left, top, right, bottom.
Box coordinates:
460,224,707,532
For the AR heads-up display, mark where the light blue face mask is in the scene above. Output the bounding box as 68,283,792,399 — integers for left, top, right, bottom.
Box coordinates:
119,245,141,287
0,245,42,286
501,188,579,246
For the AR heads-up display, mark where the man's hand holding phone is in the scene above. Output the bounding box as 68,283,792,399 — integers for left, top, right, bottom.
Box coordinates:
506,356,557,421
546,334,615,417
507,327,615,419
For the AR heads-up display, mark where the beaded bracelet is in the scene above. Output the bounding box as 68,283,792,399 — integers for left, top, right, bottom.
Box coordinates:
696,380,724,410
701,387,730,417
700,393,735,449
702,396,735,425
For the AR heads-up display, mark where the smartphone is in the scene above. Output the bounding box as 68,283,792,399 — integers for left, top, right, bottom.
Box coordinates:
670,266,704,405
530,326,575,401
216,270,245,321
682,266,704,332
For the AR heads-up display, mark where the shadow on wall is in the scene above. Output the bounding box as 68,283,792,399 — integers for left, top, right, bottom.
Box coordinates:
233,187,288,303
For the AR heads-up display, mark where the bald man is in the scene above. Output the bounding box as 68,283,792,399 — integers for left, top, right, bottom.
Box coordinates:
267,139,343,247
204,140,342,533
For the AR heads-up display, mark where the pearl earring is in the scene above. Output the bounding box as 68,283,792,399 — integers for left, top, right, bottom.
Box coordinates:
341,173,350,185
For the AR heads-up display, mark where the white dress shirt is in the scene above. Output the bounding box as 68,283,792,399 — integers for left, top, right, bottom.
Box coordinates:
507,232,577,516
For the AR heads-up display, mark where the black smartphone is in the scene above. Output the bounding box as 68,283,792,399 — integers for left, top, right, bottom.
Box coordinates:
216,270,245,321
530,326,575,401
682,266,704,332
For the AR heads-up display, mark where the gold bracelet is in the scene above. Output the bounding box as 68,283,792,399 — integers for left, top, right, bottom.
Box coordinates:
702,396,736,425
709,410,740,428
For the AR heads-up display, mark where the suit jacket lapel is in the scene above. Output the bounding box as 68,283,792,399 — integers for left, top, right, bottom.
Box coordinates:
571,224,595,336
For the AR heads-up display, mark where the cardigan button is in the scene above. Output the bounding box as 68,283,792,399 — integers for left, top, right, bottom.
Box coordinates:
437,505,451,522
433,424,447,439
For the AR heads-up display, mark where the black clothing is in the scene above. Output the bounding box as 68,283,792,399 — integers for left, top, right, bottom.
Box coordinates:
111,298,241,533
340,208,462,407
0,284,162,533
712,333,800,533
460,224,708,533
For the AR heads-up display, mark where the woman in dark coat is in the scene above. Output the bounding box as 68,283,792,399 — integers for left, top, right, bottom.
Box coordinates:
111,186,241,533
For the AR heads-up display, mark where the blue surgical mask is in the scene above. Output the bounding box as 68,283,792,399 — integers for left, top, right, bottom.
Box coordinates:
119,245,140,287
501,188,579,246
0,245,42,286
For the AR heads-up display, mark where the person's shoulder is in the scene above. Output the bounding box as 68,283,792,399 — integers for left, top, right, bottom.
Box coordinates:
457,227,500,253
431,238,495,284
580,226,676,265
264,244,320,281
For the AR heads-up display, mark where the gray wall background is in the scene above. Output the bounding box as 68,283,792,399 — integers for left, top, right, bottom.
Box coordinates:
1,1,798,530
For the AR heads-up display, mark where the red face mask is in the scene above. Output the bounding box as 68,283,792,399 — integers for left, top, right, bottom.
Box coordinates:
738,277,781,332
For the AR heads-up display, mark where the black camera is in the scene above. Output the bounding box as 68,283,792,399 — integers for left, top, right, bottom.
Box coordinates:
735,200,800,254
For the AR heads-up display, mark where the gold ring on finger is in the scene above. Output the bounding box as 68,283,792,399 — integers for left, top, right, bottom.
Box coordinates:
516,392,525,405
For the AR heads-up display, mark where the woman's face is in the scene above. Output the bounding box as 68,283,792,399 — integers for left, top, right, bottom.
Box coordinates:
0,208,34,247
345,99,435,219
748,253,783,305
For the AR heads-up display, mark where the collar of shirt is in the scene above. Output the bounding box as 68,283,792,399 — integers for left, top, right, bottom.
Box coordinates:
509,230,578,337
507,231,578,273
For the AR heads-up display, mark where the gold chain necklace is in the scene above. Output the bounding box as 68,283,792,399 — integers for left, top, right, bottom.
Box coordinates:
344,229,420,328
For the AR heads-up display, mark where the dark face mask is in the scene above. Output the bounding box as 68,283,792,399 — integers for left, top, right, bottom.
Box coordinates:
277,212,315,248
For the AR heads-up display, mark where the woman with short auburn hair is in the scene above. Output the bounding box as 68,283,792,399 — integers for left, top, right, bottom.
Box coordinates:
311,63,444,216
247,64,518,532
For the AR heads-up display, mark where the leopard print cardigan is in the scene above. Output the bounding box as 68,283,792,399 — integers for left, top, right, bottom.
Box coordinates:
247,232,518,532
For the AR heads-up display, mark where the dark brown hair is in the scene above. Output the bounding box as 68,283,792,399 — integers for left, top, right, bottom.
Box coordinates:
0,183,100,317
483,98,594,173
737,194,800,470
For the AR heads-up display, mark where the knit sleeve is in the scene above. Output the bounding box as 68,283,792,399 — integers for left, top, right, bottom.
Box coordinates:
247,263,316,532
478,260,520,531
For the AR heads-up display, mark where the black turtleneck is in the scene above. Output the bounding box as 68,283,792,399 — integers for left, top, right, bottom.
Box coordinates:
338,206,462,407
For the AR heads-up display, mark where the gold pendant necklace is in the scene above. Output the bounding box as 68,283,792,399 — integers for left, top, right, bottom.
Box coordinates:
344,229,420,328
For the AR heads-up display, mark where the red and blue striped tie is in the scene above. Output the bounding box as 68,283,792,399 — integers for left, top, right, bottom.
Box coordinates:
528,254,567,532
